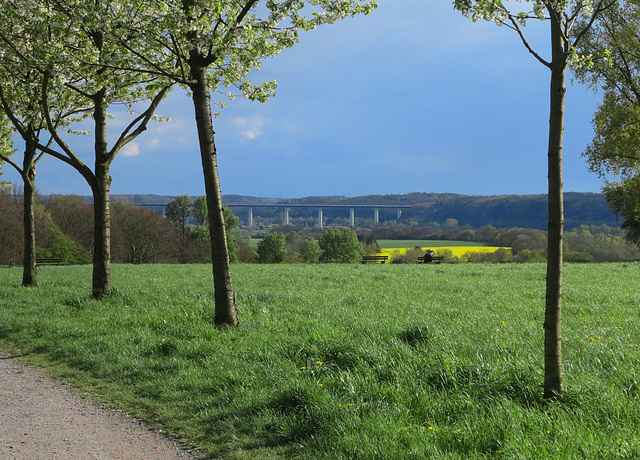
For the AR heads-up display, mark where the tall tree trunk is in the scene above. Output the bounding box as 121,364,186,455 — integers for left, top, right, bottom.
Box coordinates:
21,140,37,287
543,15,566,400
189,64,239,327
91,90,111,298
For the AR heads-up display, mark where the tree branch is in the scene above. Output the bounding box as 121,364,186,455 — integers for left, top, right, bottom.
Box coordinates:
40,70,90,173
0,152,22,174
109,85,171,156
570,0,617,50
508,16,551,68
236,0,260,25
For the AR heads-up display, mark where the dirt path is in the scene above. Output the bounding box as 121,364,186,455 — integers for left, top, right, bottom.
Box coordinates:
0,351,196,459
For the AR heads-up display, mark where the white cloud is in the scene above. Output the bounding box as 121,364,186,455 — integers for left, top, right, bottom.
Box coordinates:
233,116,264,140
122,142,140,157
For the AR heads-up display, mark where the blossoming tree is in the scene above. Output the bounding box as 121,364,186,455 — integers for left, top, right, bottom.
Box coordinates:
0,114,13,188
453,0,615,399
108,0,377,326
0,1,172,297
0,71,48,287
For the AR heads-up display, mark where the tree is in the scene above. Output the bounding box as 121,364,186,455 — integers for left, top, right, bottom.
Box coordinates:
110,0,376,325
192,195,208,227
223,206,240,263
192,196,240,262
453,0,615,399
573,2,640,246
319,228,364,263
0,62,52,286
0,1,171,297
602,177,640,246
301,237,322,263
575,1,640,181
112,203,178,263
256,232,287,263
165,195,192,234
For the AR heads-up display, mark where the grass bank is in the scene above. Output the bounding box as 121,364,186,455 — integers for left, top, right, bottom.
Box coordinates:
0,263,639,458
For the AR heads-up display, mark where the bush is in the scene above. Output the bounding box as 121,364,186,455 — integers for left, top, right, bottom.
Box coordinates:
564,251,594,262
435,248,458,264
513,249,546,263
237,244,257,263
463,248,512,264
391,247,424,264
36,229,89,264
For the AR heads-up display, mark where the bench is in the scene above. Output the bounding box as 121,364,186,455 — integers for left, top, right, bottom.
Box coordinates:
37,258,64,266
418,255,444,264
361,255,389,264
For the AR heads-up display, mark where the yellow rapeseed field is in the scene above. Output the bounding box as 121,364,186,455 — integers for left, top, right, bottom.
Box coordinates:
379,246,510,260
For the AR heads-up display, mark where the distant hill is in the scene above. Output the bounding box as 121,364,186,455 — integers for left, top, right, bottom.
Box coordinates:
95,192,618,230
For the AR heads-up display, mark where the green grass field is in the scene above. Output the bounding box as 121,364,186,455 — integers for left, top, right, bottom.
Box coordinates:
0,263,639,458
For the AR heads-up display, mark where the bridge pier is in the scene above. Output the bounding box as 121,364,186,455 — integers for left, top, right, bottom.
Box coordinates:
212,203,412,229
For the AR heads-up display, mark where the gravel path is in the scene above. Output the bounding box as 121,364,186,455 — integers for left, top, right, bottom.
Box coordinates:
0,351,196,459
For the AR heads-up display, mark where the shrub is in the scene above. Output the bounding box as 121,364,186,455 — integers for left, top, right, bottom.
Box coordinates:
564,251,594,262
36,229,89,264
237,244,257,263
513,249,546,263
435,248,458,264
391,247,424,264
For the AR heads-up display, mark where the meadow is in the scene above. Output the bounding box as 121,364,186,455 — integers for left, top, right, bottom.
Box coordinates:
0,263,639,459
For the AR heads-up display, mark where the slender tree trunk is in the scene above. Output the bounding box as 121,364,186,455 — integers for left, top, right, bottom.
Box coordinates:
91,90,111,298
543,15,566,400
189,64,239,327
21,141,37,287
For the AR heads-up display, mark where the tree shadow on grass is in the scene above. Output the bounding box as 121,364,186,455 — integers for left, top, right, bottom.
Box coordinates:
398,324,546,408
0,352,30,360
196,385,332,457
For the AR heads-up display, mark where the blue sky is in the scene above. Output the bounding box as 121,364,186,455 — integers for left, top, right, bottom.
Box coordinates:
3,0,606,198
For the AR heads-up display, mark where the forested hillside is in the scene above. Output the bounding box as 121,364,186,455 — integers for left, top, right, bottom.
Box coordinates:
103,192,617,230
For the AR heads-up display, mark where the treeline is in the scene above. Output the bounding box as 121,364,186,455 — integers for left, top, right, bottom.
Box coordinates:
0,191,212,265
2,191,638,265
255,222,640,263
373,223,640,262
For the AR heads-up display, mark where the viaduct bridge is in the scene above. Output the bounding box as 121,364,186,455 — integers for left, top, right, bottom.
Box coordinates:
225,203,412,228
141,202,412,228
